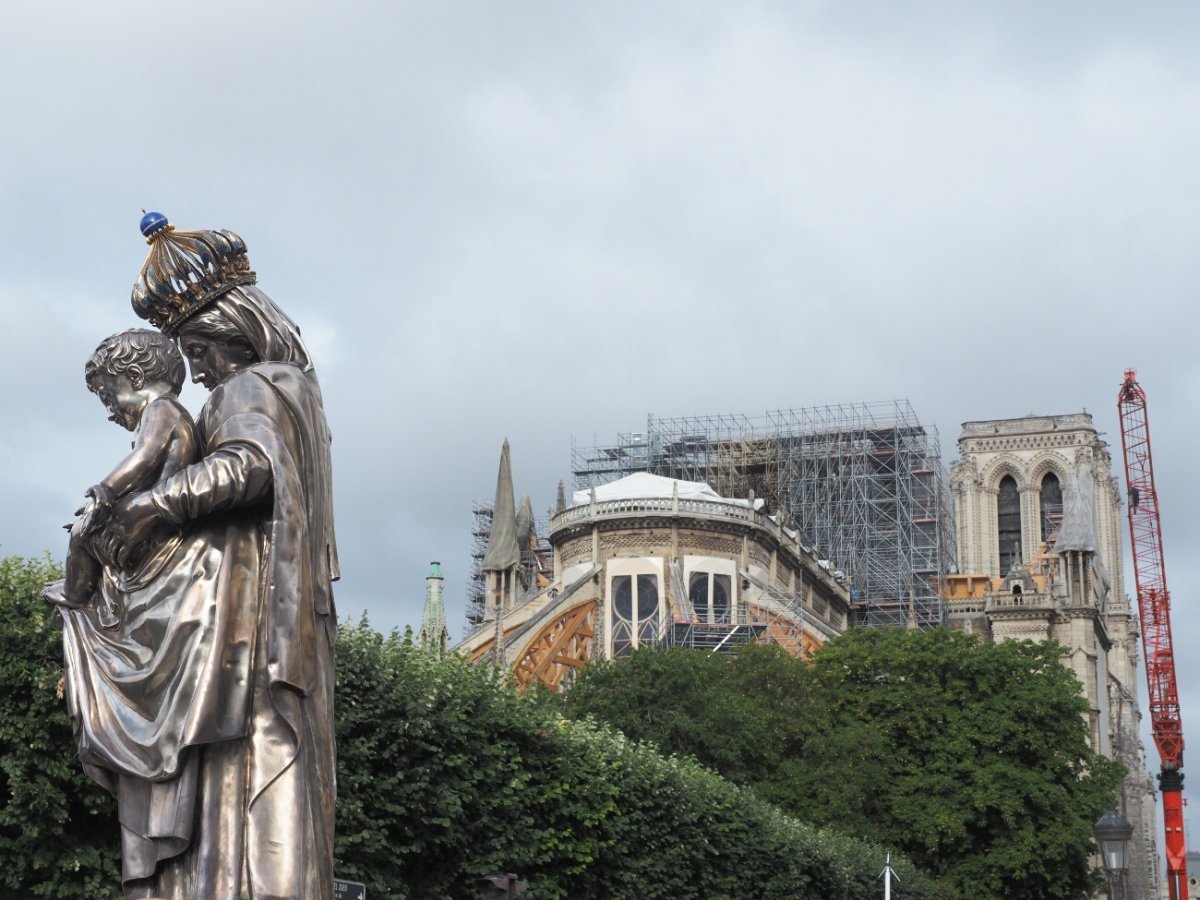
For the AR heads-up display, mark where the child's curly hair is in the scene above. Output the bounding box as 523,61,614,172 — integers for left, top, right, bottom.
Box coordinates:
84,329,186,395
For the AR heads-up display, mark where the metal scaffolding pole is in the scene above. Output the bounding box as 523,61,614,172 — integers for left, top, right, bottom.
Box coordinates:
570,401,955,629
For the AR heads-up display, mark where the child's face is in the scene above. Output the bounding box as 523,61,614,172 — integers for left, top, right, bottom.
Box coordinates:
93,372,146,431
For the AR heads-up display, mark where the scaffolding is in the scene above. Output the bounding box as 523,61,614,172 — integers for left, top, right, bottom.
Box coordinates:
465,501,493,631
571,401,955,628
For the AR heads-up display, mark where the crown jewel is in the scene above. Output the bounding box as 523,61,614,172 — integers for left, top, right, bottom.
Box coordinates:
131,212,257,333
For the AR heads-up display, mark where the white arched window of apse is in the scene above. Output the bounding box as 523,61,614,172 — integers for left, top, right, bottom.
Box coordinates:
684,556,738,626
689,572,733,624
606,558,664,658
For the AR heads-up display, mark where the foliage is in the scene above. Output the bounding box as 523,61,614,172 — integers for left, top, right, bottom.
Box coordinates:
0,555,935,898
560,642,812,793
803,628,1123,899
564,631,1125,900
334,618,934,898
0,556,120,898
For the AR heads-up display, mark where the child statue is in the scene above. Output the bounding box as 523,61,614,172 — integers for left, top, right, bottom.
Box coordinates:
43,329,197,617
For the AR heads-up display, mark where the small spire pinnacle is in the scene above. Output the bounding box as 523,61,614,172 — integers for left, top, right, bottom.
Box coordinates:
417,560,449,655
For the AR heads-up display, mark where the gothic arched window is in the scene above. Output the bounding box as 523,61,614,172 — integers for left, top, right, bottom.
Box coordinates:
1040,472,1063,543
610,574,661,657
689,572,732,624
997,475,1022,574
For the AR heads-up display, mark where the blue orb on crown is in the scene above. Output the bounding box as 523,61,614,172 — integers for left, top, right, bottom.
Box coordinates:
139,211,170,238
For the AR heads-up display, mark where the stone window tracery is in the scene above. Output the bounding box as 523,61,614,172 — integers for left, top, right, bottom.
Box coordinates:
997,474,1022,573
610,573,660,657
689,572,732,624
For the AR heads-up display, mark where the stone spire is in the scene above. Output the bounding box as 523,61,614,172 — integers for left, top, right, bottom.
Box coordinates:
482,440,520,622
516,494,535,550
555,480,567,514
417,561,449,655
482,440,520,573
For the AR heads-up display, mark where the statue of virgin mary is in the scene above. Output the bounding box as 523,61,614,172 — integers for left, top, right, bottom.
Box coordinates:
58,213,338,900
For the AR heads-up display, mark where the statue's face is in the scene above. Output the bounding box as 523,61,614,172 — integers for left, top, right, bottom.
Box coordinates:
93,371,145,431
177,328,256,391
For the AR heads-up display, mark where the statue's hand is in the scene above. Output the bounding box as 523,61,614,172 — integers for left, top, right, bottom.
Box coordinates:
109,492,160,569
74,483,114,518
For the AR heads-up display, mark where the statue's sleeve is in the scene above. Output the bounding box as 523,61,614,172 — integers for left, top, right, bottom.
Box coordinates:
148,441,272,526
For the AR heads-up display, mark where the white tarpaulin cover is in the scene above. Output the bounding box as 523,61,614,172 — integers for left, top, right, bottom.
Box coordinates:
1056,465,1098,553
572,472,765,510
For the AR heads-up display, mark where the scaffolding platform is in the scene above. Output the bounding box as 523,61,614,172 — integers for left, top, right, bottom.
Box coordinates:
572,401,955,629
661,621,768,653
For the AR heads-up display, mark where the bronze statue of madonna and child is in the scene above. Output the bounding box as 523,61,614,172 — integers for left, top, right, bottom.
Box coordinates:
43,212,338,900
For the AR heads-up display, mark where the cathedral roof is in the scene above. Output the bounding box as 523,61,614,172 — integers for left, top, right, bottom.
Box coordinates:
570,472,764,510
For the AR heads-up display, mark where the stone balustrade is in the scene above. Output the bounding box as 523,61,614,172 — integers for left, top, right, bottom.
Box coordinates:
983,591,1054,611
551,495,757,529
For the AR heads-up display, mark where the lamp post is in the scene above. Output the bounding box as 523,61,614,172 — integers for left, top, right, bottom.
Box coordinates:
1094,808,1133,900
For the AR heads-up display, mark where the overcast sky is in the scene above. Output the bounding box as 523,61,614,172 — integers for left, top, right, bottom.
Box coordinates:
3,0,1200,823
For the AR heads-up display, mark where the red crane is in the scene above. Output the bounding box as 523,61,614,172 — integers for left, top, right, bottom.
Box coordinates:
1117,369,1187,900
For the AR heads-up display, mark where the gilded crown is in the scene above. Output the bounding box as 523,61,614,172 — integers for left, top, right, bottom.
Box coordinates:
131,211,257,333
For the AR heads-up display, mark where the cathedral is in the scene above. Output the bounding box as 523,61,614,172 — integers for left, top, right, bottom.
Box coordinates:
454,440,851,691
441,408,1162,898
944,412,1158,899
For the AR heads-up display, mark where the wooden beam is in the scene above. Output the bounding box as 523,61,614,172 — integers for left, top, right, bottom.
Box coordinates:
524,603,596,682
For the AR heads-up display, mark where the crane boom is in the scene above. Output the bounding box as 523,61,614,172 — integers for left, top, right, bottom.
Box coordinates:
1117,369,1186,900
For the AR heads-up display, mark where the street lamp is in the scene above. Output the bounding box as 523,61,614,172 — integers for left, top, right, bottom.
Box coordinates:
1094,809,1133,900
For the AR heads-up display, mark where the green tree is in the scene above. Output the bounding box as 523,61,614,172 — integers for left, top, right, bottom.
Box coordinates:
802,628,1122,899
0,555,935,898
0,555,120,898
559,643,809,790
563,642,842,813
564,631,1124,900
334,618,935,898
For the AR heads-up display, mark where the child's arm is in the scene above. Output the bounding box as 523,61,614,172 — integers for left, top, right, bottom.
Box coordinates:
93,399,183,501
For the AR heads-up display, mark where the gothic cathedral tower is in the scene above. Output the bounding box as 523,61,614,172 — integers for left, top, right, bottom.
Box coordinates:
946,413,1158,898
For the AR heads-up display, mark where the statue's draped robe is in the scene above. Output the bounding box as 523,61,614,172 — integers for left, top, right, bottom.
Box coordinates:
60,361,337,900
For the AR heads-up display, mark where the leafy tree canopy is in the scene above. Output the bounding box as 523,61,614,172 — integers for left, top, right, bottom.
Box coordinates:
0,556,933,899
564,629,1124,900
0,555,119,898
335,617,934,898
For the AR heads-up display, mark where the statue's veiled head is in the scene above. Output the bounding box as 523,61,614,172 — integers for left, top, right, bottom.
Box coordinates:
133,213,313,389
177,309,259,391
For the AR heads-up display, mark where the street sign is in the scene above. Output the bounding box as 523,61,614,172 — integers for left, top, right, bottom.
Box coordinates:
334,878,366,900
